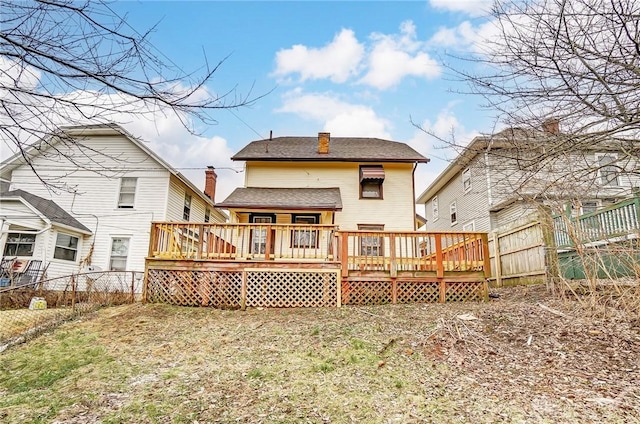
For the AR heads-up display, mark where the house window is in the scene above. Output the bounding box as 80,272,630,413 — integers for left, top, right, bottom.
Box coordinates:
462,168,472,193
117,177,137,208
450,202,457,225
580,201,599,216
109,237,130,271
462,221,475,232
359,165,384,199
183,193,192,221
204,208,210,223
597,154,619,186
3,233,36,257
358,224,384,256
291,214,319,248
54,233,79,261
250,214,275,254
432,196,439,221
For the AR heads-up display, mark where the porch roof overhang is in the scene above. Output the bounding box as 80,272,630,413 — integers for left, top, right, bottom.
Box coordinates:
217,187,343,211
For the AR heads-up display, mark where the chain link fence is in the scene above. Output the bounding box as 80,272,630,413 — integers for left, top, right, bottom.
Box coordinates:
0,271,143,351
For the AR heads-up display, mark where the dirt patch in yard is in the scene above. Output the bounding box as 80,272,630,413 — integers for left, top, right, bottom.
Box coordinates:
1,285,639,423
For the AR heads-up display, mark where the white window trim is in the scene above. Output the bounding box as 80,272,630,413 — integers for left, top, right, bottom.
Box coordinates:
432,196,439,221
53,232,80,262
109,236,131,271
462,221,475,232
462,168,472,193
450,201,457,226
117,177,137,209
595,152,620,187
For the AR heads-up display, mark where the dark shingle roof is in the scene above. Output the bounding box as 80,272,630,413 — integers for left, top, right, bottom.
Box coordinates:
232,136,429,163
218,188,342,211
1,190,92,233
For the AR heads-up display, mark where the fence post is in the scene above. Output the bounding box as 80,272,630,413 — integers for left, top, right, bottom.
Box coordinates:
130,272,135,303
539,206,561,293
71,274,76,312
491,231,502,287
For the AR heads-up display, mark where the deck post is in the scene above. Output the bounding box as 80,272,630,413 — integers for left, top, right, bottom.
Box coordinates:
435,234,445,302
265,225,272,261
389,234,397,278
340,233,349,277
391,278,397,304
197,224,204,260
241,271,247,310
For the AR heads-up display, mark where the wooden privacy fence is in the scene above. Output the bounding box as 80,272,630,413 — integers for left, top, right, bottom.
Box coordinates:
145,223,491,307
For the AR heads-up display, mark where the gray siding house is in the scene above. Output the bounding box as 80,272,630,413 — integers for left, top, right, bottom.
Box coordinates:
417,125,639,233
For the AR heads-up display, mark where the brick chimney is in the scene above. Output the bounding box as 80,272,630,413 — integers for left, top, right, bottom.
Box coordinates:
318,132,330,154
204,166,217,202
542,118,560,135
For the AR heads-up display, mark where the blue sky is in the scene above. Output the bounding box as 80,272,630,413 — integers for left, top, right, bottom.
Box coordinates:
7,0,501,203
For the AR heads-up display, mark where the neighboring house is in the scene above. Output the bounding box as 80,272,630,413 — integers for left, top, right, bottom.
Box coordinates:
417,121,639,285
217,132,429,233
417,122,639,233
0,124,226,282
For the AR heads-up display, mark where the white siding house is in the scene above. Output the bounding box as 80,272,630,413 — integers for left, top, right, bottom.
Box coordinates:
0,124,226,282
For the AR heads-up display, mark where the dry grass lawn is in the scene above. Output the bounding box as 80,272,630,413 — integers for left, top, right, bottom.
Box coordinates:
0,285,639,423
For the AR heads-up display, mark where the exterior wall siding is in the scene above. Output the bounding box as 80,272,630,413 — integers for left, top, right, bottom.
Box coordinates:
2,132,210,276
424,156,491,232
245,161,416,231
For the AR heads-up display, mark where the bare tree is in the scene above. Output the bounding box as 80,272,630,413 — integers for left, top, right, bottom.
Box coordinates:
418,0,640,201
0,0,259,182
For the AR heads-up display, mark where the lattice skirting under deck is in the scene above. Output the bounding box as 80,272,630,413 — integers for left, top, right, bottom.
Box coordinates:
146,269,339,308
146,269,486,307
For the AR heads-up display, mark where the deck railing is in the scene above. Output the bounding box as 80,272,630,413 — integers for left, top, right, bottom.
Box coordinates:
149,222,339,261
149,223,491,274
553,197,640,247
338,230,490,275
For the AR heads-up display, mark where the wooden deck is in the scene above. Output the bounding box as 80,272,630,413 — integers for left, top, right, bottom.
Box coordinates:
144,223,491,307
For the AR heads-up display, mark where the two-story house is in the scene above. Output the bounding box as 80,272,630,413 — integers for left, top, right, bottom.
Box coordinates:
417,123,639,233
0,124,226,283
218,132,429,234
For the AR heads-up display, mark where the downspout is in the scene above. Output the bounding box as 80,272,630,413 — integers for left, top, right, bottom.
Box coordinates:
412,162,418,231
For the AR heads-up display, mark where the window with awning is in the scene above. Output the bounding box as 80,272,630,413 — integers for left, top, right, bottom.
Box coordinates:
359,165,384,199
360,165,385,181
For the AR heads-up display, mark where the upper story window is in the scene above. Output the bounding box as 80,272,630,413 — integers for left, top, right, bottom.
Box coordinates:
53,233,78,261
359,165,384,199
183,193,192,221
204,208,211,223
596,153,619,187
117,177,137,208
3,232,36,257
450,201,457,225
432,196,439,221
462,168,472,193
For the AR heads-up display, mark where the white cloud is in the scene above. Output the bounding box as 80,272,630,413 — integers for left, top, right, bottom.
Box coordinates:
429,0,492,17
277,90,391,138
407,106,480,195
359,21,440,90
428,20,497,52
272,29,364,83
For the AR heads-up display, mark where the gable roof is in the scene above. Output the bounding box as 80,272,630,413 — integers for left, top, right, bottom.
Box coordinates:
218,187,343,211
0,124,226,222
1,189,92,234
232,136,429,163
